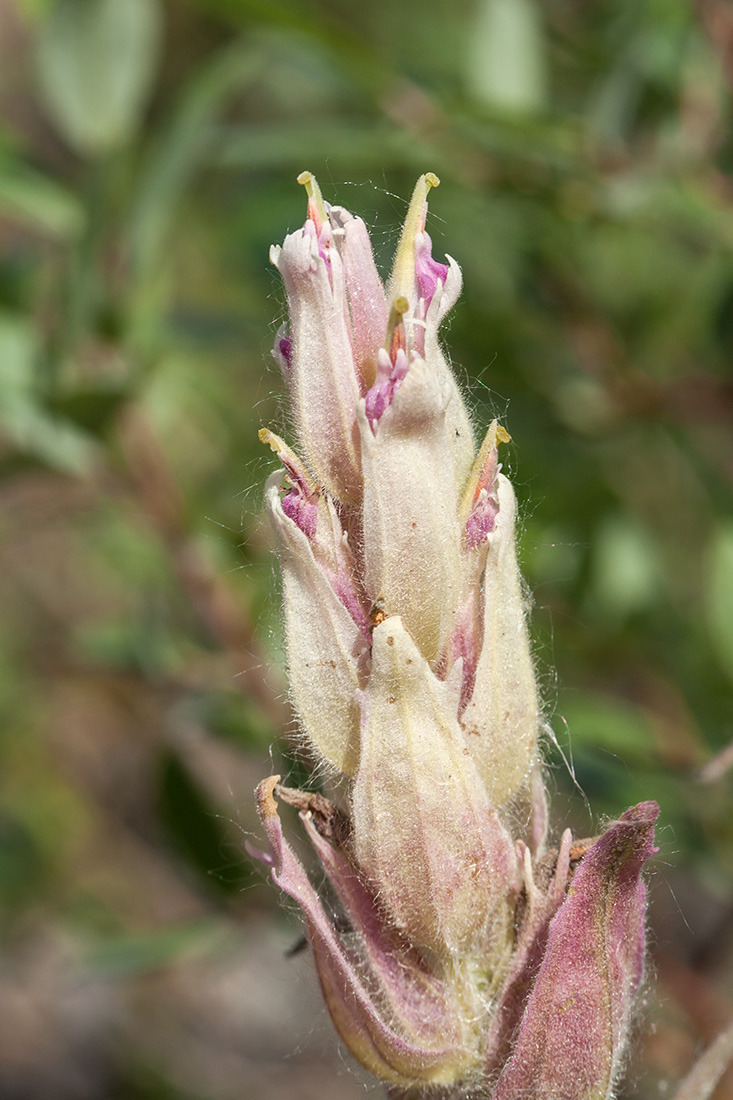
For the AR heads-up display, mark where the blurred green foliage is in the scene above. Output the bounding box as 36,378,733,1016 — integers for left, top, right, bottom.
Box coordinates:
0,0,732,1096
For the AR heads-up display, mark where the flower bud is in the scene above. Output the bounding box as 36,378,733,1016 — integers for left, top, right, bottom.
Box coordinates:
359,359,463,664
389,174,475,490
270,173,364,502
329,203,388,388
352,616,519,959
261,430,369,775
460,471,540,807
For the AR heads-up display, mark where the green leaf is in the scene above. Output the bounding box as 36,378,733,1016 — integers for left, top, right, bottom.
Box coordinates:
50,385,128,435
36,0,163,156
158,750,253,897
14,0,53,16
464,0,548,114
707,523,733,685
213,120,438,173
0,159,85,239
0,813,47,907
558,693,656,760
0,314,96,473
84,920,223,979
590,514,659,620
128,42,264,276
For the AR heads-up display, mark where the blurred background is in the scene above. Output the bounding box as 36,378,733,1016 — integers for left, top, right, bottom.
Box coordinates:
0,0,732,1096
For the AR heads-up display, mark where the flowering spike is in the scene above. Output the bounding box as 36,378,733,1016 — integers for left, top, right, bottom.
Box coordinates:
254,177,660,1099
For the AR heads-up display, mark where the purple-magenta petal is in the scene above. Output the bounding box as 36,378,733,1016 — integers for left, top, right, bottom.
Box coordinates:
463,429,501,552
278,335,292,368
271,323,292,377
415,230,449,306
364,348,410,429
464,489,499,552
281,487,318,540
260,429,320,540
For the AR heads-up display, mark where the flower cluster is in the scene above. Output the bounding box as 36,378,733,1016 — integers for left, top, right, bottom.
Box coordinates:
249,172,658,1098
